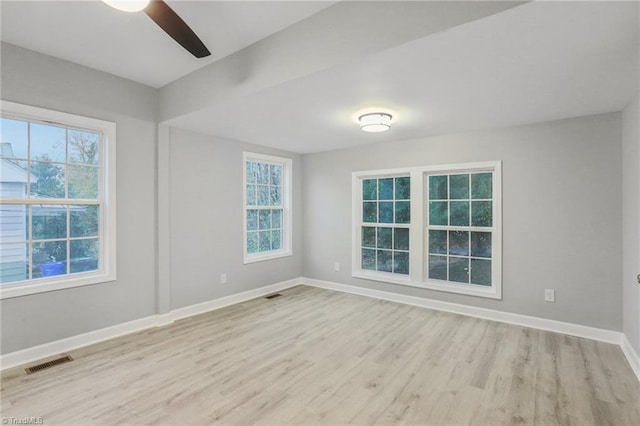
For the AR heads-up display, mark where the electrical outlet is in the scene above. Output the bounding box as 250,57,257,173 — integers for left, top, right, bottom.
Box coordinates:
544,289,555,302
334,262,340,272
220,273,227,284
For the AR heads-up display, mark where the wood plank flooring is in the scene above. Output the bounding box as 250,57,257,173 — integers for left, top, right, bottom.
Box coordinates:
1,286,639,425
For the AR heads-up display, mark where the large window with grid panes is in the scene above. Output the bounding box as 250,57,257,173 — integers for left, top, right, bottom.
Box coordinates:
359,175,410,276
243,152,292,263
352,161,501,299
0,101,116,299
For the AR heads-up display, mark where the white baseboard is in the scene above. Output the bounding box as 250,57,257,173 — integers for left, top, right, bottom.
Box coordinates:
621,334,640,382
0,278,301,372
301,278,622,345
304,276,638,382
169,278,301,322
0,316,160,372
4,275,636,384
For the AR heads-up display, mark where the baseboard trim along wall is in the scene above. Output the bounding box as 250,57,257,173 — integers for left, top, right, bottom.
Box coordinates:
0,278,300,371
1,315,161,373
2,276,638,384
621,334,640,381
302,278,622,344
301,277,640,383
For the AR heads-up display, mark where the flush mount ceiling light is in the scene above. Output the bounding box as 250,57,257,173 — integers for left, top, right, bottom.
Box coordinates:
359,112,392,133
102,0,149,12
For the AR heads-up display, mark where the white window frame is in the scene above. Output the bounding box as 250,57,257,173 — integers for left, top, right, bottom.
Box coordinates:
352,161,502,299
242,152,292,264
351,169,417,286
0,101,116,299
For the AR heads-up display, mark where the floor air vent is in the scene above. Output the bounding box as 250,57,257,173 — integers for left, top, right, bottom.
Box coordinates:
265,293,282,299
25,355,73,374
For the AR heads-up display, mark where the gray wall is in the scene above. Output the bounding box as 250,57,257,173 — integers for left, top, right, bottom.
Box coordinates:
0,44,305,355
623,94,640,352
302,113,623,331
0,42,631,355
166,127,303,309
1,43,159,353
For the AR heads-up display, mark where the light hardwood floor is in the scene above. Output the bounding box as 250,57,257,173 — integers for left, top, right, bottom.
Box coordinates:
1,286,639,425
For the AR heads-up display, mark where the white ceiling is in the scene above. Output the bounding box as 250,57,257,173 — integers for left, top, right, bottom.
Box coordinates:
0,0,337,88
1,1,639,154
168,1,639,153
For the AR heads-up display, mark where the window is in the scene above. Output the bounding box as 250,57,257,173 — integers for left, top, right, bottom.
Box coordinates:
427,172,494,286
353,162,501,299
243,152,292,263
360,176,410,275
0,101,116,299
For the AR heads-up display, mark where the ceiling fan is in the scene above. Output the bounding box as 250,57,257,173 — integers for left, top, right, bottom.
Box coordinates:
102,0,211,58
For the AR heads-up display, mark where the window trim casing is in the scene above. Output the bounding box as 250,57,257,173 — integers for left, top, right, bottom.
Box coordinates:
351,168,418,286
242,152,293,264
0,100,117,299
352,161,502,300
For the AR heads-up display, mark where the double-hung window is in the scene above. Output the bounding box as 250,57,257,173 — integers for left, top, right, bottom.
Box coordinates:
353,161,501,299
243,152,292,263
0,101,116,299
426,171,494,286
359,175,411,276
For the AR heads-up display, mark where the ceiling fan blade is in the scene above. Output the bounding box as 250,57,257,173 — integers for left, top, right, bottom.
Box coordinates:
144,0,211,58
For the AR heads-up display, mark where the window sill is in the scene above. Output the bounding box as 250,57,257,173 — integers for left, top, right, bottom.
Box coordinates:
421,279,502,300
353,271,501,300
0,271,116,300
243,250,292,265
352,270,412,287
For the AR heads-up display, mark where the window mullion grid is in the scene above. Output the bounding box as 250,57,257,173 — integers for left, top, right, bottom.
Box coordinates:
66,204,70,274
31,238,67,244
355,163,499,297
67,236,97,242
252,204,282,210
0,199,100,206
28,204,33,280
64,127,69,200
1,102,115,293
359,174,411,277
98,132,104,204
410,171,425,282
372,222,403,274
243,155,291,259
27,122,32,197
3,199,100,279
98,172,105,271
428,225,492,232
427,172,494,286
427,224,494,284
374,224,379,272
64,126,70,275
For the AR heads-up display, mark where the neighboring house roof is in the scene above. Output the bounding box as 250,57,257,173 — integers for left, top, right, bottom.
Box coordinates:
0,158,37,183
